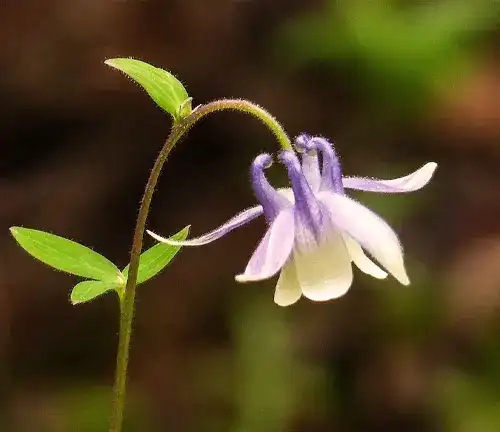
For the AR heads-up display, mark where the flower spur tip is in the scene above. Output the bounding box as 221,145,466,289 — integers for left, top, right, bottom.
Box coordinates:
278,149,300,165
294,133,311,152
253,153,273,169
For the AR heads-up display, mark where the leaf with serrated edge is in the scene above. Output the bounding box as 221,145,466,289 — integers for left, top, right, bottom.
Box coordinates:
105,58,191,120
10,227,123,283
123,226,189,285
71,280,119,305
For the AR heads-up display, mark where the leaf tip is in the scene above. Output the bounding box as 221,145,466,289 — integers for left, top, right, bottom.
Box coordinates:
104,58,120,69
69,290,80,305
9,226,24,241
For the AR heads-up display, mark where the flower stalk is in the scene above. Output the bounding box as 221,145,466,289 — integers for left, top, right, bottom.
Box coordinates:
109,99,290,432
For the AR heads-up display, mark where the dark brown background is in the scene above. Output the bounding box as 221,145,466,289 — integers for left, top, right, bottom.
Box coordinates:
1,0,500,431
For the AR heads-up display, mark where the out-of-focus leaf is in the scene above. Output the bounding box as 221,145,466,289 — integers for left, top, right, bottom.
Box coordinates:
277,0,498,110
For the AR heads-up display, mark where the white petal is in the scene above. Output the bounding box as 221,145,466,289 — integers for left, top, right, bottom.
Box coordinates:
320,192,410,285
235,209,295,282
343,235,388,279
274,261,302,306
342,162,437,193
293,232,353,301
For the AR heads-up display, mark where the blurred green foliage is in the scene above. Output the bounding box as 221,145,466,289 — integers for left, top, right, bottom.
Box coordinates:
62,386,149,432
231,291,331,432
278,0,499,113
439,370,500,432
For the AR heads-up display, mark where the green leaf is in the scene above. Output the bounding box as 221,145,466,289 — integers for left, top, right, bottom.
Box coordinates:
122,225,190,285
71,280,119,305
105,58,191,120
10,227,124,283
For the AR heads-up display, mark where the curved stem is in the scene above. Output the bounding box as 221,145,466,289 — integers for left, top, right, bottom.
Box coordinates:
193,99,292,151
109,99,290,432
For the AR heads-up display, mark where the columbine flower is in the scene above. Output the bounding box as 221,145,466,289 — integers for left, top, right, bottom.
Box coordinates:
148,135,437,306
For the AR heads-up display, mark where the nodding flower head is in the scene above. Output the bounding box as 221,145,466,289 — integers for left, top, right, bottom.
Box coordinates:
148,134,437,306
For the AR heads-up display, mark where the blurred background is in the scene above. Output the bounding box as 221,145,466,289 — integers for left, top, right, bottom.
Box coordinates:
1,0,500,430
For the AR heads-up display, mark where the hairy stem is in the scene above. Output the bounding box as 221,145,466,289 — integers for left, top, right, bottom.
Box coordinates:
109,99,290,432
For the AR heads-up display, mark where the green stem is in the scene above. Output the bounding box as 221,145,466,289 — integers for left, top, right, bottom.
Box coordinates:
109,99,290,432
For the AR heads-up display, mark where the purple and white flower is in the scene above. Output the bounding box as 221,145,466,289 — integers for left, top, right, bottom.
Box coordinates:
148,134,437,306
